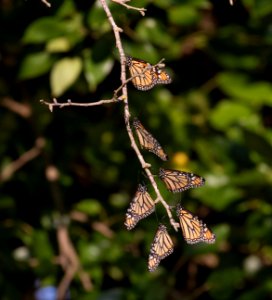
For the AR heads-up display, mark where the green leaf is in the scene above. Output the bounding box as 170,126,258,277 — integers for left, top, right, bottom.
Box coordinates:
46,37,72,53
216,53,259,70
0,196,15,209
242,129,272,165
83,53,114,92
168,5,199,26
208,268,244,300
74,199,102,216
50,57,82,96
135,19,173,47
22,17,69,44
87,3,110,34
201,185,243,211
31,230,54,260
217,72,272,106
23,13,85,46
18,52,55,79
209,100,253,130
56,0,76,18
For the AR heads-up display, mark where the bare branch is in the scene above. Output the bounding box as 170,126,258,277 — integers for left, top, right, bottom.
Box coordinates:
41,0,51,7
154,196,180,231
1,97,32,118
57,225,92,300
100,0,179,231
112,0,146,16
69,211,115,239
0,137,45,182
43,168,93,297
40,57,166,111
40,98,121,111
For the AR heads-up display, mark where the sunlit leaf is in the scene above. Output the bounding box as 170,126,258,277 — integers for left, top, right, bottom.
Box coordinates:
46,37,71,53
50,57,82,96
74,199,102,216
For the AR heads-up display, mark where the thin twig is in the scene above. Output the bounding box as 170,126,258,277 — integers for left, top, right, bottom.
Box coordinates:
112,0,146,16
46,168,93,297
0,137,45,182
41,0,51,7
40,98,120,112
99,0,179,231
1,97,32,118
40,58,165,111
57,225,92,300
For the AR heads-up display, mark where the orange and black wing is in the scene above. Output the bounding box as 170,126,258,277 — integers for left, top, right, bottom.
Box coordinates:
154,66,172,85
148,224,174,272
202,224,216,244
124,184,155,230
176,205,204,244
176,205,216,244
159,168,205,193
126,56,157,91
133,118,168,161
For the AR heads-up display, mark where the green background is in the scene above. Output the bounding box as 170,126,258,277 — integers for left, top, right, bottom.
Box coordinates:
1,0,272,299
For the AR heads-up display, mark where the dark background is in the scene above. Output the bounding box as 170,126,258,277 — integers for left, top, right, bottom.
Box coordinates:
1,0,272,299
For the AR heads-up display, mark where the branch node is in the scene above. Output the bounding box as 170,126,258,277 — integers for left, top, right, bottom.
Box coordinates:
41,0,51,7
143,163,151,169
111,0,146,16
117,95,126,101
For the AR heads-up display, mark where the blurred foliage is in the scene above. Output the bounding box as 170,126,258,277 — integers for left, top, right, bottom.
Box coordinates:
1,0,272,299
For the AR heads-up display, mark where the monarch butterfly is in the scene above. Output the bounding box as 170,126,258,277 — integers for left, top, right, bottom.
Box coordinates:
176,205,216,244
133,118,168,161
126,56,171,91
148,224,174,272
124,184,155,230
159,168,205,193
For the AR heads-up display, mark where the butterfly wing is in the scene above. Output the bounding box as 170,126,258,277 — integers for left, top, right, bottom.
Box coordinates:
126,56,156,91
133,118,168,161
124,184,155,230
154,66,172,85
176,205,216,244
159,168,205,193
202,225,216,244
176,205,204,244
148,224,174,272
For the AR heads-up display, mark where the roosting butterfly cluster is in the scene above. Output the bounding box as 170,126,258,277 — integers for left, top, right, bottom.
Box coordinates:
124,56,216,272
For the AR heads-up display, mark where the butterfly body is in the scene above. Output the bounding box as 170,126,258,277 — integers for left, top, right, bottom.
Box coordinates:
126,56,171,91
159,168,205,193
